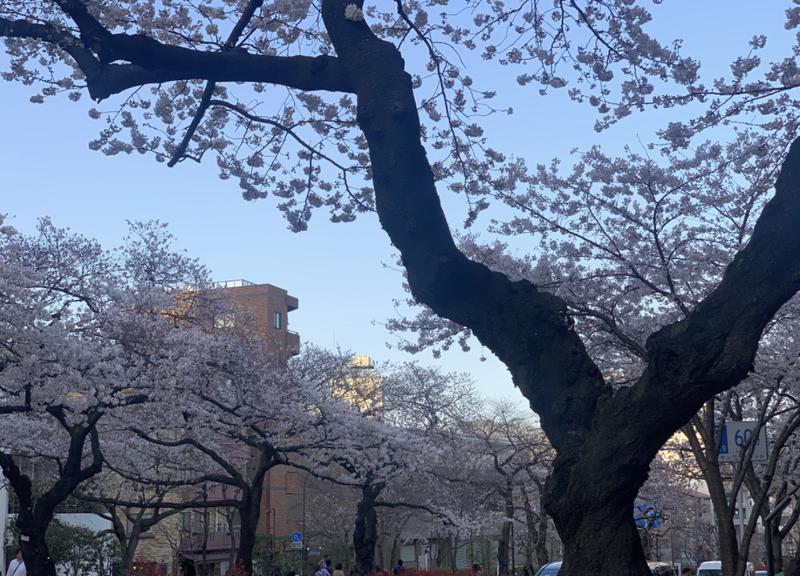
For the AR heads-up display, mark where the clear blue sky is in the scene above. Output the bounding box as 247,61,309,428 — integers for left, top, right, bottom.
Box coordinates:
0,2,790,405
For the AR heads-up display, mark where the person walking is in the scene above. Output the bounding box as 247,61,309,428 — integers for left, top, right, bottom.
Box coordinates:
316,560,330,576
8,550,25,576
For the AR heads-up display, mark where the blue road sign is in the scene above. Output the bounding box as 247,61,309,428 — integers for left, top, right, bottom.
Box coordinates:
634,502,663,530
291,531,303,543
719,424,729,455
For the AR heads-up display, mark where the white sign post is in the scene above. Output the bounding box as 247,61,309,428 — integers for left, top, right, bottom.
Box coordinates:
718,421,768,463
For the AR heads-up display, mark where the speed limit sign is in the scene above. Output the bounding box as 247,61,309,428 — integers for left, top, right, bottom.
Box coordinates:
718,421,768,462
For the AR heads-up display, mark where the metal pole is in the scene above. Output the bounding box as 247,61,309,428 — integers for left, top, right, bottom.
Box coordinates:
764,495,792,576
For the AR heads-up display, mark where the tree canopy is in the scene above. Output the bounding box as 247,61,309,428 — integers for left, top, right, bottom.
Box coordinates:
4,3,800,575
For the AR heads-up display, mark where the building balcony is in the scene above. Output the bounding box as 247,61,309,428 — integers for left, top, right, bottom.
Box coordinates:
287,331,300,356
179,529,241,553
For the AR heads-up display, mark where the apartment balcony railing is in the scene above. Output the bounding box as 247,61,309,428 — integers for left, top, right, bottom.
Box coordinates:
179,529,241,553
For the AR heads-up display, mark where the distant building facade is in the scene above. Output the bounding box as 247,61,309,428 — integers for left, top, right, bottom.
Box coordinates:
210,280,300,358
138,280,301,576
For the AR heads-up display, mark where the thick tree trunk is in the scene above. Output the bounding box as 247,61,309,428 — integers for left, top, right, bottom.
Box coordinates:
19,529,56,576
237,485,265,575
353,485,379,574
319,4,800,576
548,494,648,576
498,481,514,576
230,451,274,576
544,438,654,576
123,525,143,573
12,3,800,576
498,521,511,576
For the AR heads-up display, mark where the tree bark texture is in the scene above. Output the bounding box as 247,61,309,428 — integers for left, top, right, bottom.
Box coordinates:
237,485,265,576
122,521,143,573
498,479,514,576
353,484,380,574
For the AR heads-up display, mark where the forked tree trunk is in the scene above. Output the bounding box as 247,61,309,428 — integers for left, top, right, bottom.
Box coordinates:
6,1,800,574
319,4,800,576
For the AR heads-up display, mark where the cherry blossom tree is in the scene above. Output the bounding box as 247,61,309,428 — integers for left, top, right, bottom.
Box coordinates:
0,217,212,576
454,403,552,575
669,308,800,576
5,3,800,575
286,354,448,574
78,439,226,575
122,342,357,576
378,369,496,573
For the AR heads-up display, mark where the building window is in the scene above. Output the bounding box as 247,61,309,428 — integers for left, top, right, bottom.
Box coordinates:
179,511,191,532
273,311,282,329
214,313,235,328
193,511,206,533
286,472,302,495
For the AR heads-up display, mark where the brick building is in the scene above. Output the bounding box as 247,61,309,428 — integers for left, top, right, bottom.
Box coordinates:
211,280,300,358
138,280,302,576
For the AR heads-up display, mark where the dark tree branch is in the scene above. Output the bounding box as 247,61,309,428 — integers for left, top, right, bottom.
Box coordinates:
79,493,243,510
129,428,246,487
168,80,217,167
167,0,266,166
0,8,353,102
320,0,609,453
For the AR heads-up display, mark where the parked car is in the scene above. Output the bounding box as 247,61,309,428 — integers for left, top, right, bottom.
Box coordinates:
533,560,677,575
697,561,722,576
648,562,675,576
533,562,561,576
